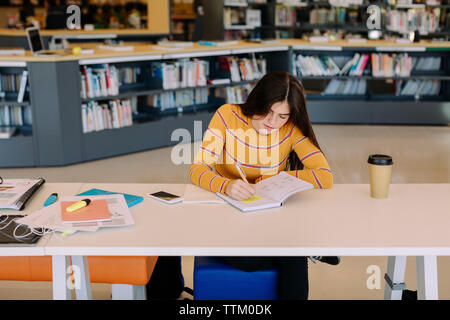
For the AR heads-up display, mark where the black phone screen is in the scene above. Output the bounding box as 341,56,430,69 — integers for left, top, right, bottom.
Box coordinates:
150,191,181,201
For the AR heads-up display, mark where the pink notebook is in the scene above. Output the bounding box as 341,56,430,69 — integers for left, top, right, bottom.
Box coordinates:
61,199,111,223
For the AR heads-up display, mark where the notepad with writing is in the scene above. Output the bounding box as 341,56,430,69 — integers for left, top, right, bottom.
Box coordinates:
61,199,111,223
216,172,314,212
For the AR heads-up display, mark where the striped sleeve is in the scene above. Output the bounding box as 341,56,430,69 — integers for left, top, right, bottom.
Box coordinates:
188,107,230,194
288,129,333,189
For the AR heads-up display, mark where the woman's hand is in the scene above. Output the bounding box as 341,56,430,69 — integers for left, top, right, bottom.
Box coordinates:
225,179,256,201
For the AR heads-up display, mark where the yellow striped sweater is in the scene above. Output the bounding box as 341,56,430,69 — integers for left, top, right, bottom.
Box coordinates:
189,104,333,194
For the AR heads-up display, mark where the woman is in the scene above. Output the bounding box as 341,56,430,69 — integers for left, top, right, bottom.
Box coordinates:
188,71,333,300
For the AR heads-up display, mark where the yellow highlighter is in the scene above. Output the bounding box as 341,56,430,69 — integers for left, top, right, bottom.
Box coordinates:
66,199,91,213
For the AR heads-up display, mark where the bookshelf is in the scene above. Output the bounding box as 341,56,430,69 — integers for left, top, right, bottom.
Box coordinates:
76,45,289,163
290,43,450,123
260,0,450,39
0,61,35,167
0,40,448,168
203,0,274,40
170,0,196,41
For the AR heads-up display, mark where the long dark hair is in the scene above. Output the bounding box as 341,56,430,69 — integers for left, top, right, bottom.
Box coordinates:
239,71,321,171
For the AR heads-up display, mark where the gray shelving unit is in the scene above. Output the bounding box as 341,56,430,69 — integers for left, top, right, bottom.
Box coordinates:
0,62,36,168
290,45,450,125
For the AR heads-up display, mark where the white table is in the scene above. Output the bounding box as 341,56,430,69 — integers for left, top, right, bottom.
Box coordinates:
43,183,450,300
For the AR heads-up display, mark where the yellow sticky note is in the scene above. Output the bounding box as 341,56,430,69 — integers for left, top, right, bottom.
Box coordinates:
72,47,81,55
242,195,262,203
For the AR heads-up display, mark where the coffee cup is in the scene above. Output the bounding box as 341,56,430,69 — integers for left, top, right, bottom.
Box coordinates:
368,154,393,199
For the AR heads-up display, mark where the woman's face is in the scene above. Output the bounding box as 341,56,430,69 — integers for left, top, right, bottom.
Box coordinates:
251,100,291,134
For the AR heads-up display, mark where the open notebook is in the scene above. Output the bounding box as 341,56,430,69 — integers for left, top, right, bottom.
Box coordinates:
216,172,314,212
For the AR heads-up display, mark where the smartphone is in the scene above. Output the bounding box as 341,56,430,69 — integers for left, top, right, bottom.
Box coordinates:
147,191,183,204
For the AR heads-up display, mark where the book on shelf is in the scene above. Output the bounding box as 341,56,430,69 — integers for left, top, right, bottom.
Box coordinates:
371,53,411,77
215,83,255,104
224,7,250,28
218,55,266,82
386,9,440,35
216,172,314,212
17,70,28,103
151,59,209,90
0,105,32,127
294,54,362,77
0,127,16,139
118,67,142,84
81,64,119,99
396,80,440,96
309,7,347,25
411,57,441,71
1,73,22,92
81,99,133,133
324,79,366,95
150,88,209,111
275,5,296,27
246,9,262,27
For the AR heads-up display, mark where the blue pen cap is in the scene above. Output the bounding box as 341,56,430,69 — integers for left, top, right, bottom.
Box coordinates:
44,193,58,207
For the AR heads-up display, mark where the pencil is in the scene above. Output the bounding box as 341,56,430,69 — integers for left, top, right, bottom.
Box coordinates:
235,163,249,184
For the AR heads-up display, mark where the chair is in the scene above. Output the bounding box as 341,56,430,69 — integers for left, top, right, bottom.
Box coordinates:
193,256,277,300
0,256,157,300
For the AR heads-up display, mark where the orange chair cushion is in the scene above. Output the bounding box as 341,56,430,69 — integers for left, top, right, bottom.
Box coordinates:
0,256,158,286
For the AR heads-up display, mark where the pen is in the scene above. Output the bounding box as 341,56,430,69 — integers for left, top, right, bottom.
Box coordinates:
44,193,58,207
66,199,91,213
235,163,249,184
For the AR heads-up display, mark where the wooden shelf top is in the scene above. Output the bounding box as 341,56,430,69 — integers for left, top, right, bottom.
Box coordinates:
281,38,450,49
0,39,449,63
0,28,167,37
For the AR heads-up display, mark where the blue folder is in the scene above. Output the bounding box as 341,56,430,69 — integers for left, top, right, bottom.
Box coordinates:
77,188,143,208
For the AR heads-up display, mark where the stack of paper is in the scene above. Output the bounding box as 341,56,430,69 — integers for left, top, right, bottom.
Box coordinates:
16,194,134,234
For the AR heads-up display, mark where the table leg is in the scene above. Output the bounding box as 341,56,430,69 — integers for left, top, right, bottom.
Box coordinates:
71,255,92,300
112,284,146,300
384,256,407,300
52,255,72,300
417,256,438,300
